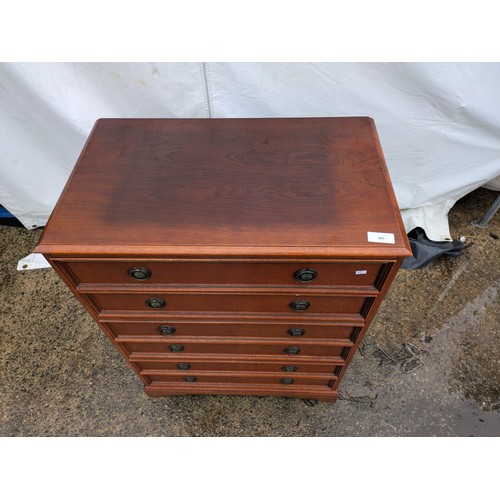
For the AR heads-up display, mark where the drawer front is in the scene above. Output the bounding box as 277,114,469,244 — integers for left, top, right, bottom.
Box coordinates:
136,358,341,374
88,292,368,314
64,260,384,287
106,320,357,340
148,372,334,387
118,339,347,357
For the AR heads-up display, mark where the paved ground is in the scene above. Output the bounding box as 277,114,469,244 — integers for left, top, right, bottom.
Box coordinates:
1,187,499,436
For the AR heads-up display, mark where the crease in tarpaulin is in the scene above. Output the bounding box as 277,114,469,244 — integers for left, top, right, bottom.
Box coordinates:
200,62,213,117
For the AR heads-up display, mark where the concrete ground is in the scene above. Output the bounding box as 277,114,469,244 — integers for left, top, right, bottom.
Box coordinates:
1,187,499,436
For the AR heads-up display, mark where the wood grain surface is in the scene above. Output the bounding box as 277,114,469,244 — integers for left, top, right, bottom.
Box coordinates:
35,117,411,258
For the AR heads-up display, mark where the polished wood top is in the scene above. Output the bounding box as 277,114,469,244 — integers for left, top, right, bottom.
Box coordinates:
36,117,411,258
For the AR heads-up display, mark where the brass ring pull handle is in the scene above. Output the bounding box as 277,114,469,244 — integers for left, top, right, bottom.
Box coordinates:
146,298,165,308
158,325,176,335
290,300,310,311
287,327,305,337
128,267,151,281
294,268,317,283
169,344,184,352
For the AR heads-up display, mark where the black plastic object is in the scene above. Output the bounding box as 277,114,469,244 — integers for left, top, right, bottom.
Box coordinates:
401,227,465,270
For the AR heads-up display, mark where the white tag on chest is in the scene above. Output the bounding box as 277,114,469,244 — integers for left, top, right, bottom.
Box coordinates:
367,231,395,244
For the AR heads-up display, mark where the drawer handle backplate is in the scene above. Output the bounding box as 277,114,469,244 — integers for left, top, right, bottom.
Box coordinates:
290,300,310,311
158,325,176,336
128,266,151,281
146,298,166,309
169,344,184,352
294,268,317,283
284,346,301,355
281,378,294,384
287,327,305,337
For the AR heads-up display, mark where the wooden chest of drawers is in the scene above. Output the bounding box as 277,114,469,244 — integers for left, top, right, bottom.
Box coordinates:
35,117,411,402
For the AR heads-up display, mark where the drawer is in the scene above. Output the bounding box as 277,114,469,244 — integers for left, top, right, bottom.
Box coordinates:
147,372,335,387
106,320,359,340
136,358,342,374
87,292,369,314
117,338,348,357
63,260,385,287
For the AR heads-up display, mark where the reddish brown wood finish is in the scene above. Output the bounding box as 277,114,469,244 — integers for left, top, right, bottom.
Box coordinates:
85,291,368,315
136,358,343,374
105,319,357,340
144,382,340,401
35,117,411,401
148,372,335,387
59,260,385,287
116,337,349,357
35,118,410,259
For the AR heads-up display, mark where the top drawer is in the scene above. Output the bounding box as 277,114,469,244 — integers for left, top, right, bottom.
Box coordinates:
61,260,386,288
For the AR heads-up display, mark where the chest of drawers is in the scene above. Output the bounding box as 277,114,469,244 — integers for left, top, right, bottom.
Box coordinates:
35,117,411,402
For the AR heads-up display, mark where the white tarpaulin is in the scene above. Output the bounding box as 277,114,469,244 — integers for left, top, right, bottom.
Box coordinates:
1,62,499,240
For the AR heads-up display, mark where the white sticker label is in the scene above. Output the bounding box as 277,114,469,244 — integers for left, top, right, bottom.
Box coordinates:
367,231,395,244
355,270,368,275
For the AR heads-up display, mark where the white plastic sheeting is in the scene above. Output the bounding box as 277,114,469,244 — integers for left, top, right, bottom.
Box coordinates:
1,62,499,240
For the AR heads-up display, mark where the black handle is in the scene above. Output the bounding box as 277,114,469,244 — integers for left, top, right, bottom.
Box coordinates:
146,298,166,309
282,365,297,372
158,325,176,336
184,376,197,382
294,268,317,283
177,363,191,370
290,300,310,311
284,346,301,355
281,378,294,384
128,266,151,281
169,344,184,352
287,327,305,337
